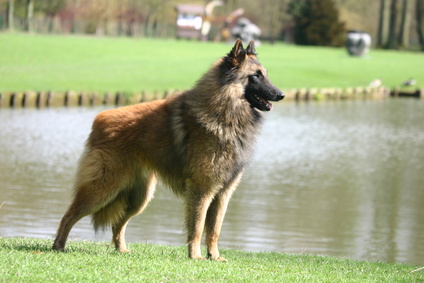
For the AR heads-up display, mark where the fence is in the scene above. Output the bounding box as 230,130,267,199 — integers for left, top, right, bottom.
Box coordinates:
0,87,421,109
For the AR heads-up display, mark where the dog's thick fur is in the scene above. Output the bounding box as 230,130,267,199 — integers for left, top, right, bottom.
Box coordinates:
53,39,284,260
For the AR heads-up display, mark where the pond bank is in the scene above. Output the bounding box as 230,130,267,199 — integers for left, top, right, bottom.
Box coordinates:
0,87,422,108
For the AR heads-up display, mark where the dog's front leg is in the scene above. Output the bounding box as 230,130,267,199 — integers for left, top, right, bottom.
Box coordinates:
204,195,230,261
205,173,242,261
184,187,215,260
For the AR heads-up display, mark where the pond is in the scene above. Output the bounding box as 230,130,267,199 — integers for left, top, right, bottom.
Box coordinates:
1,99,423,265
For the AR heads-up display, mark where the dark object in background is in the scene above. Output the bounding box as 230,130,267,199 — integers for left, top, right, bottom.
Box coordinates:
347,31,371,57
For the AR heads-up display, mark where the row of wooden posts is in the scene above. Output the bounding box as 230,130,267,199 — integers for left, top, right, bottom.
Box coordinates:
0,87,421,109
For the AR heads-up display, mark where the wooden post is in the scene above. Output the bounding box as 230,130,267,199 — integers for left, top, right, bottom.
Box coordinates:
283,89,295,100
103,92,110,106
304,89,310,101
89,92,97,106
46,91,53,107
295,89,307,101
22,91,38,107
392,87,399,97
141,91,147,102
10,92,16,107
415,89,422,98
115,92,122,106
64,91,69,106
323,89,332,100
36,91,42,108
78,92,85,106
22,92,27,107
64,91,78,106
9,92,24,108
335,88,343,100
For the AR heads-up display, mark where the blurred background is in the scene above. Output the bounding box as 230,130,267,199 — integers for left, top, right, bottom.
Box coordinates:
0,0,423,51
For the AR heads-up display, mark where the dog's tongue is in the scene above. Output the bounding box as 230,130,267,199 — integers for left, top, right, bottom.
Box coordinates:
260,97,273,110
267,101,273,110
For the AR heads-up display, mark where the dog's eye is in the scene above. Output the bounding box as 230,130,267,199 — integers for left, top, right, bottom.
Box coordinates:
252,71,262,79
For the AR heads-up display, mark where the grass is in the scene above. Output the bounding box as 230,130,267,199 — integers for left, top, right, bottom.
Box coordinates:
0,33,423,94
1,237,423,282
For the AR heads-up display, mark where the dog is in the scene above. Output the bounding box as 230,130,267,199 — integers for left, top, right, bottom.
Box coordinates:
53,39,284,260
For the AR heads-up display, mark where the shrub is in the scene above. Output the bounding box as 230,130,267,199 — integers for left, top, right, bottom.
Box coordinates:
288,0,346,47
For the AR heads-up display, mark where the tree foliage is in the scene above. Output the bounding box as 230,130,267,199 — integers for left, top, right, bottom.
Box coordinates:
1,0,423,51
417,0,424,51
288,0,346,47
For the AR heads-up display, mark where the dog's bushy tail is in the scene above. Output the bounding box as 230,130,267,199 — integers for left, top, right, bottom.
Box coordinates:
91,192,127,231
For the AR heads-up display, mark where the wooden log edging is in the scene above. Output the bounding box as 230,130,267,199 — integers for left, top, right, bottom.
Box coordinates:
0,87,421,109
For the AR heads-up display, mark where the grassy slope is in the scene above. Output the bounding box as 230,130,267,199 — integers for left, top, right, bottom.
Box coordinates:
1,238,422,282
0,33,423,93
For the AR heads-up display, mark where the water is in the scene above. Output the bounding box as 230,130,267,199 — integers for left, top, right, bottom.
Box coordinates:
1,99,423,265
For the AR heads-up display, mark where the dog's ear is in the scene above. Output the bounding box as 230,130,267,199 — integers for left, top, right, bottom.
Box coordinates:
246,41,257,56
228,39,246,66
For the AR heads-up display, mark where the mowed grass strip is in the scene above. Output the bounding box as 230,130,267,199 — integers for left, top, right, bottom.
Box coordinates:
0,33,423,94
0,237,423,282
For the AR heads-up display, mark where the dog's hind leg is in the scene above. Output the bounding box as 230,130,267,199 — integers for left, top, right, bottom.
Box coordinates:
53,149,130,251
111,171,157,252
53,182,123,251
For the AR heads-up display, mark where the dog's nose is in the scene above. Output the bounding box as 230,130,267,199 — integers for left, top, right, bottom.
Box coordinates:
276,91,285,101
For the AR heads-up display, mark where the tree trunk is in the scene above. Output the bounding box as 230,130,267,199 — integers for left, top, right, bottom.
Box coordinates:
386,0,399,49
7,0,14,30
397,0,411,48
417,0,424,51
25,0,34,32
377,0,390,47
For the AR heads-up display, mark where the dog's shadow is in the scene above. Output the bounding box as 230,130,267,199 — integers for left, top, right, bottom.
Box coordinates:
1,241,52,253
13,244,51,252
1,238,89,253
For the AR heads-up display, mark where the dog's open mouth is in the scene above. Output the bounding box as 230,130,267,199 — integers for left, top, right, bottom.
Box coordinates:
246,93,273,111
254,94,273,110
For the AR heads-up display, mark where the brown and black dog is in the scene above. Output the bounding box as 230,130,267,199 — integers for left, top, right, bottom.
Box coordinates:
53,39,284,260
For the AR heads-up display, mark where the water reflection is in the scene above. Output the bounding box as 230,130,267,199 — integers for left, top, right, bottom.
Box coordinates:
0,100,423,265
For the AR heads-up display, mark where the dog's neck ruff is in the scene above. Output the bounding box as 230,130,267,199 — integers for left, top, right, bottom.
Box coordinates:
186,83,263,144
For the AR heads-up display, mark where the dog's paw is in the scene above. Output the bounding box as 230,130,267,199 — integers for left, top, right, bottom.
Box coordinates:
214,256,227,262
190,255,206,260
118,248,131,253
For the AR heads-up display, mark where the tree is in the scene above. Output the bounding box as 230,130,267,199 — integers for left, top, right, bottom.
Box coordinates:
72,0,119,35
288,0,346,46
7,0,14,30
25,0,34,32
377,0,390,47
397,0,410,48
379,0,413,49
36,0,66,32
417,0,424,51
385,0,399,49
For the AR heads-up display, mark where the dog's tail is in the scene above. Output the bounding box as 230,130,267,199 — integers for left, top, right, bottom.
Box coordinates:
73,148,130,231
91,192,128,231
91,172,152,231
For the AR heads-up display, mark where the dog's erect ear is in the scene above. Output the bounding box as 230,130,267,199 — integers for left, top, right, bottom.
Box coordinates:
228,39,246,66
246,40,257,55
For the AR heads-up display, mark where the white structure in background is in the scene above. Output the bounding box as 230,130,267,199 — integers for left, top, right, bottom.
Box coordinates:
175,4,205,39
175,1,222,40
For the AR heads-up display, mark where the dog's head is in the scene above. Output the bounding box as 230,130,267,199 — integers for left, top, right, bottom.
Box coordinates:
220,39,284,111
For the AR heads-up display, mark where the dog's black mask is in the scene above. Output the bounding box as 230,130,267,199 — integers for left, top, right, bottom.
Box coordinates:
244,72,285,111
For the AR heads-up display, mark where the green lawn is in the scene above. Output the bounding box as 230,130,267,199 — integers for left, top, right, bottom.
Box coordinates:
1,237,422,282
0,33,423,94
